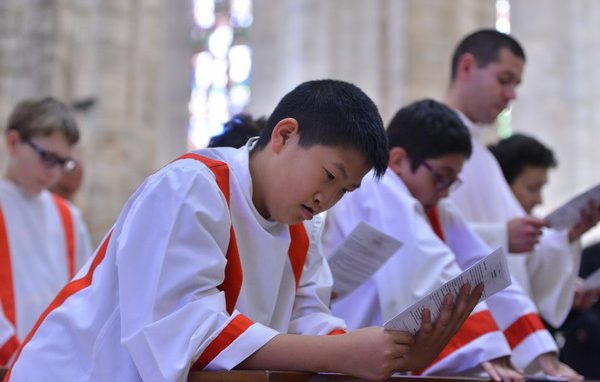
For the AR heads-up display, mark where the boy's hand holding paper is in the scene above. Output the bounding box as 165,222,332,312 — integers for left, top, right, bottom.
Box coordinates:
544,183,600,233
384,247,511,334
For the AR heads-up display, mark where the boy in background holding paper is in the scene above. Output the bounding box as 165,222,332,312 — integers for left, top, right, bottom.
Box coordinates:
323,99,579,381
489,133,600,312
490,133,600,377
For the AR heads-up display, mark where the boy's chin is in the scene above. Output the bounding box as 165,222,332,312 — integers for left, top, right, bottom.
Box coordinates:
287,217,306,225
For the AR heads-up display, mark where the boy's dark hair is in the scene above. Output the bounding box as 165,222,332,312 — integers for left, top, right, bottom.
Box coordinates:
488,133,557,185
6,97,80,145
254,79,388,178
450,29,526,81
208,113,266,149
387,99,472,171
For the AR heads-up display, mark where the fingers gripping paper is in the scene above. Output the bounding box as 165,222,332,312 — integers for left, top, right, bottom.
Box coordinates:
384,248,511,334
544,183,600,230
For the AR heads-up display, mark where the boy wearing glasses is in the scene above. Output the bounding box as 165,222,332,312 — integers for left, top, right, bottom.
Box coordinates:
0,97,91,366
323,99,558,380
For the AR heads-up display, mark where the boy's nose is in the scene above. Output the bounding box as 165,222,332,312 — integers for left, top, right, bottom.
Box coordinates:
314,190,335,212
505,86,517,101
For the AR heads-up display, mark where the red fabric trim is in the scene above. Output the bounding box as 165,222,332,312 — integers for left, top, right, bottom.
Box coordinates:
176,153,243,314
0,335,19,367
288,224,309,288
51,194,76,279
504,313,546,349
4,231,113,381
426,207,446,242
193,314,254,370
0,208,16,327
221,227,242,314
417,310,499,374
327,329,346,335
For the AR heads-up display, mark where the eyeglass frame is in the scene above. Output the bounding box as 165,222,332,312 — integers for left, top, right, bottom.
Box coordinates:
24,139,77,172
420,160,462,192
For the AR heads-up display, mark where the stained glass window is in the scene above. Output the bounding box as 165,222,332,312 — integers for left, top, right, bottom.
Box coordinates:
189,0,253,148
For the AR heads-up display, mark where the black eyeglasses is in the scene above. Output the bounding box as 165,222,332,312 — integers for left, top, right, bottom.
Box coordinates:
421,161,462,192
25,140,76,172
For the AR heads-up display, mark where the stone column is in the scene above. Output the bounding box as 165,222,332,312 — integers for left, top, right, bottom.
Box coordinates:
82,1,192,244
249,0,495,123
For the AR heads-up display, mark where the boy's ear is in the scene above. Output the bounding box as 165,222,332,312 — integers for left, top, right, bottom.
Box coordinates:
456,53,477,81
388,147,408,175
5,130,21,155
270,118,299,153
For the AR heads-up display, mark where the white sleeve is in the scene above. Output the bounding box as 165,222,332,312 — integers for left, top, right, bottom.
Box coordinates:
467,222,509,255
288,216,346,335
523,229,580,328
113,163,278,380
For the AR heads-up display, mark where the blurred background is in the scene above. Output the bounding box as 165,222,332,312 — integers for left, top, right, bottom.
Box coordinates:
0,0,598,246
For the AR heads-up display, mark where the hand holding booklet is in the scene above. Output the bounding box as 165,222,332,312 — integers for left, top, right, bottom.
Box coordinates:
327,222,403,298
384,247,511,334
544,183,600,230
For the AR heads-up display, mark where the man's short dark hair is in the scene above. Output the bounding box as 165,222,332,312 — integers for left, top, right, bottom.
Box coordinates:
488,133,557,185
386,99,472,171
6,97,80,145
450,29,526,81
254,79,388,178
208,114,266,149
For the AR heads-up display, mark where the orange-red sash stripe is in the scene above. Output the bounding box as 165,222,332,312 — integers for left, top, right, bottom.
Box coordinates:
176,153,243,314
193,314,254,370
51,194,76,279
0,208,15,328
504,313,545,349
288,224,309,288
0,335,19,367
426,207,446,242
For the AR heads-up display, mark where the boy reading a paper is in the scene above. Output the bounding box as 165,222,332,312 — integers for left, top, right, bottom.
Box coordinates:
323,99,577,381
6,80,481,382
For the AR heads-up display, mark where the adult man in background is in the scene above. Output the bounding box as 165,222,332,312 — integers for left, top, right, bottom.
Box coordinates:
445,29,598,380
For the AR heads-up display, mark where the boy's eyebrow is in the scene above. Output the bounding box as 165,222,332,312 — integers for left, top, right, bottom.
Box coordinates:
435,165,458,175
334,163,348,180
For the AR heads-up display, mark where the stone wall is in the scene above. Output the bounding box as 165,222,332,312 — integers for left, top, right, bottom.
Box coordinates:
248,0,600,245
0,0,192,245
1,0,598,245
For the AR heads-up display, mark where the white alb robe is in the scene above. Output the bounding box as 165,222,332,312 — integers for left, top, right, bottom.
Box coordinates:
323,169,557,372
0,179,91,342
8,142,344,382
449,112,580,328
